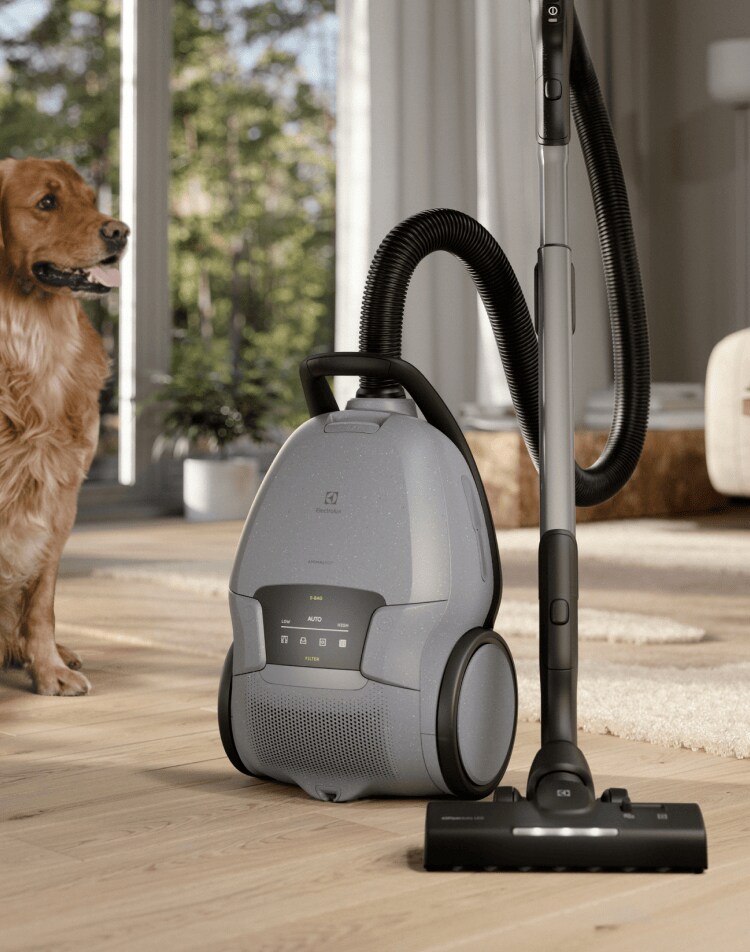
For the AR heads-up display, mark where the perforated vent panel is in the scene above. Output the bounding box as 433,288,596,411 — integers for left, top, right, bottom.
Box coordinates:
246,678,399,783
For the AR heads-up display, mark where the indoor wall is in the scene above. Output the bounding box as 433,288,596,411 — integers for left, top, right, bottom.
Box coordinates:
336,0,750,415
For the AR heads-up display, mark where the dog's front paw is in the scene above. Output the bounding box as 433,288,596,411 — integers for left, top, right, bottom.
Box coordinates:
31,663,91,696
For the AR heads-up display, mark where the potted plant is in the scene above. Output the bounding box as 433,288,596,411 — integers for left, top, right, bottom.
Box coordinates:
151,339,275,521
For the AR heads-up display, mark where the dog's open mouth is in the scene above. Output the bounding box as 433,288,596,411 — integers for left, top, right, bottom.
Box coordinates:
32,256,121,294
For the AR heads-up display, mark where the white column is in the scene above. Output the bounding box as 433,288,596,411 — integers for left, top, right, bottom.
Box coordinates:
119,0,172,489
474,0,538,409
335,0,371,363
567,0,611,421
336,0,478,414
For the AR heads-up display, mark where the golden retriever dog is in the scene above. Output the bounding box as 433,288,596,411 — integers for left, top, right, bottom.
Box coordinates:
0,157,128,694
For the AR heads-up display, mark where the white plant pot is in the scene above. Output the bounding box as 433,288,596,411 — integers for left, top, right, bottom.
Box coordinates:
183,457,260,522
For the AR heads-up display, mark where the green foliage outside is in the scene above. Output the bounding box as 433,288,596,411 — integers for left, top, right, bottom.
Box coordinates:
150,338,281,458
0,0,336,445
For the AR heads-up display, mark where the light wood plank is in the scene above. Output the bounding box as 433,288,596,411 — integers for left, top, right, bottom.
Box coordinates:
0,516,748,952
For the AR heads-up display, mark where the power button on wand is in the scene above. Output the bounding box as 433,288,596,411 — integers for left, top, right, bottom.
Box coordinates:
545,79,563,100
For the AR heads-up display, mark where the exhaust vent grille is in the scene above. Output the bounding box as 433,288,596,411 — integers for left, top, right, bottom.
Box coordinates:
246,680,398,782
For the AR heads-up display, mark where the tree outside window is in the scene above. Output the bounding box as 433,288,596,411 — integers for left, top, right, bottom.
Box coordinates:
0,0,336,471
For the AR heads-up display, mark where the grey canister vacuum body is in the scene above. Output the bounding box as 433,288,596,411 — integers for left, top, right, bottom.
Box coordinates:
220,0,707,871
221,354,517,802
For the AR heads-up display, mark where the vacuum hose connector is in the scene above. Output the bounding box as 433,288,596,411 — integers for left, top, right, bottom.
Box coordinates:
357,13,649,508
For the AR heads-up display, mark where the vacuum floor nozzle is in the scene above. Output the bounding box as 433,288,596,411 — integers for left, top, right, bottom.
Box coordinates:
424,790,707,872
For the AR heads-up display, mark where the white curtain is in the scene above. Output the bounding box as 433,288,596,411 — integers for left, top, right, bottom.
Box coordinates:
336,0,479,412
336,0,610,420
474,0,537,407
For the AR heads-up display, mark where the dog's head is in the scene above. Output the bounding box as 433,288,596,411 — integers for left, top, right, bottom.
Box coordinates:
0,157,129,298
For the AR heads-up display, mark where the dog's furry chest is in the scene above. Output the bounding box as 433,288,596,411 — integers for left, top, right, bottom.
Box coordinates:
0,385,97,581
0,298,105,582
0,389,95,489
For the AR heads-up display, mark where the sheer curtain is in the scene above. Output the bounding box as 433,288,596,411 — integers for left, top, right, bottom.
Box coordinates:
336,0,609,421
336,0,478,412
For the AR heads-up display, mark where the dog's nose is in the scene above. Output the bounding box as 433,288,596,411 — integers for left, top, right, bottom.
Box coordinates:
100,219,130,248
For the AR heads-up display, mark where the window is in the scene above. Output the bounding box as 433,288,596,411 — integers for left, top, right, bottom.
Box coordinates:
0,0,336,494
0,0,122,480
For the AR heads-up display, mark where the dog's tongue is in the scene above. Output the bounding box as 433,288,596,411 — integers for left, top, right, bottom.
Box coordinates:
86,265,121,287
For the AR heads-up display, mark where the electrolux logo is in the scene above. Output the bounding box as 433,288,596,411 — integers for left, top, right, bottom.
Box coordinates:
316,490,341,514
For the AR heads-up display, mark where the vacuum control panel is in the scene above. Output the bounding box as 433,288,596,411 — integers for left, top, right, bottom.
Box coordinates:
254,584,385,670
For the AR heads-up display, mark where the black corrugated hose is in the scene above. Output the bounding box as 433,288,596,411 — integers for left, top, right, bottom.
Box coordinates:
356,14,650,507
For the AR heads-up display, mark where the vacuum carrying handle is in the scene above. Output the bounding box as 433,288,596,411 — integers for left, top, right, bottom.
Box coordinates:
300,352,468,454
301,352,389,415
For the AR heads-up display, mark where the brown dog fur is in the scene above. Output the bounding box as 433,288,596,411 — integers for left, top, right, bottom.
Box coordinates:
0,157,128,694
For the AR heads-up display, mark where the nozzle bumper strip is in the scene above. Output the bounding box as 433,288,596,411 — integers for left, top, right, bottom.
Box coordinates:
424,799,707,872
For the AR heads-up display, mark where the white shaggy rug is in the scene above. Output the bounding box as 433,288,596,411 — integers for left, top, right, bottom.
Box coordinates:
499,600,705,644
499,517,750,576
92,564,230,597
92,566,706,645
516,659,750,759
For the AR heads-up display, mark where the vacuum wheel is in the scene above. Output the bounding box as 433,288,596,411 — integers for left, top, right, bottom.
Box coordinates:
436,628,518,799
218,645,254,776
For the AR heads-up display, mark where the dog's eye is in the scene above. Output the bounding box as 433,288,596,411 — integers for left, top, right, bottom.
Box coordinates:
36,194,58,211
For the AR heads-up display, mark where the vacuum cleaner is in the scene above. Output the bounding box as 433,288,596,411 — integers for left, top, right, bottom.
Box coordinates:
219,0,707,872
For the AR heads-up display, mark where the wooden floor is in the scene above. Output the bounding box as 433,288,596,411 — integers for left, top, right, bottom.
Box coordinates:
0,516,749,951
